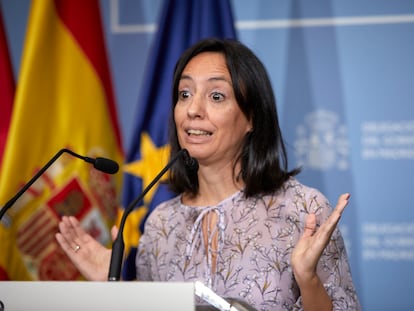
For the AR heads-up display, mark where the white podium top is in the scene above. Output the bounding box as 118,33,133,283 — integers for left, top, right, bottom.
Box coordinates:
0,281,195,311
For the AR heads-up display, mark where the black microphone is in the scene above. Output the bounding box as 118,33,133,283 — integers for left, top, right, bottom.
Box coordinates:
0,148,119,221
80,153,119,174
183,150,199,174
108,148,198,281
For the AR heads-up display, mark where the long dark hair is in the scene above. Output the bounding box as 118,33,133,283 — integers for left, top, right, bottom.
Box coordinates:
168,38,300,197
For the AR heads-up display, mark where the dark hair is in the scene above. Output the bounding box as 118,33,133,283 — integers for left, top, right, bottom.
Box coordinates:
168,38,300,197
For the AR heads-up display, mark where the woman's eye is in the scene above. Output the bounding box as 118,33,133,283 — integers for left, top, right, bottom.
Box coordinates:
211,92,224,102
179,90,190,99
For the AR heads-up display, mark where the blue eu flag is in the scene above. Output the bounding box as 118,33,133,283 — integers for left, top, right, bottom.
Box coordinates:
121,0,237,280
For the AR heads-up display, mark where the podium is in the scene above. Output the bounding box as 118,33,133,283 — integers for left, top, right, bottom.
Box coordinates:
0,281,195,311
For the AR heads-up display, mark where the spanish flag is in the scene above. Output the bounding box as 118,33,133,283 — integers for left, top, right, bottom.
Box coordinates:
0,7,14,173
0,0,123,280
0,6,15,280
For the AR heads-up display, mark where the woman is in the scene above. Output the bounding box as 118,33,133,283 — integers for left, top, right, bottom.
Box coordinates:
56,38,360,310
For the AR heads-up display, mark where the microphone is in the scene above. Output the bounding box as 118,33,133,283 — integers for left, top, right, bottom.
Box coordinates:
108,148,198,281
80,153,119,174
0,148,119,221
184,150,199,173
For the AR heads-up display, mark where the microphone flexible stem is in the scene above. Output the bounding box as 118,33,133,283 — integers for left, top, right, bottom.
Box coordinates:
0,148,112,221
0,149,70,220
108,149,187,281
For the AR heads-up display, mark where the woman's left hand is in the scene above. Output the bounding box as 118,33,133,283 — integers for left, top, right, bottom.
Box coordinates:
291,193,350,286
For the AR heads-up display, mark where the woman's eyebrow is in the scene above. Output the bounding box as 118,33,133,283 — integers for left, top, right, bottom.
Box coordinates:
179,74,232,86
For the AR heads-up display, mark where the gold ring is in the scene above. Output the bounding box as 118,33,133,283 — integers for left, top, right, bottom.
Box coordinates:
74,245,80,252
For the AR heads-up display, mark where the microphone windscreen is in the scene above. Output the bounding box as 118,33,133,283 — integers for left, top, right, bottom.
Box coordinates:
182,149,199,174
94,157,119,174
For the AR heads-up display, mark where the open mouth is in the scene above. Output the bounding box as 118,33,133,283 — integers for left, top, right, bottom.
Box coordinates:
187,129,212,136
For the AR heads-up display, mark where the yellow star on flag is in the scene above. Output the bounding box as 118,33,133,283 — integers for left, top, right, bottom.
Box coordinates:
123,132,170,204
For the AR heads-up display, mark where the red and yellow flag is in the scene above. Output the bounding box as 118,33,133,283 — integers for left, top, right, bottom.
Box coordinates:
0,5,15,281
0,0,123,280
0,7,14,172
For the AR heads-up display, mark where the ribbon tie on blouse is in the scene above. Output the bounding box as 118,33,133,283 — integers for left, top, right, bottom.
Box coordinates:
185,205,226,285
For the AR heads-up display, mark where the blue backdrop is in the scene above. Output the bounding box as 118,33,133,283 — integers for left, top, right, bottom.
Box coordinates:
2,1,414,310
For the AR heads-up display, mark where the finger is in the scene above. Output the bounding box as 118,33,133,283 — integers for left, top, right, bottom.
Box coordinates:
58,217,76,243
302,213,317,237
59,216,78,238
57,216,83,252
68,216,90,245
318,193,350,238
335,193,350,215
328,193,350,227
111,225,119,241
55,231,73,254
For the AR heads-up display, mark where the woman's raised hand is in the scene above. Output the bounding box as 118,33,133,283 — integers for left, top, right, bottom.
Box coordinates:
55,216,116,281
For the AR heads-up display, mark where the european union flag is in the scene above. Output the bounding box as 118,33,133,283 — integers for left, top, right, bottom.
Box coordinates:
121,0,237,280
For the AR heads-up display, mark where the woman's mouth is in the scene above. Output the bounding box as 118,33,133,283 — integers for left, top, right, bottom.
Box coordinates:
186,129,212,136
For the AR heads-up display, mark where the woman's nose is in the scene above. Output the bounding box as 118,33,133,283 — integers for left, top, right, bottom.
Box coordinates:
187,96,204,119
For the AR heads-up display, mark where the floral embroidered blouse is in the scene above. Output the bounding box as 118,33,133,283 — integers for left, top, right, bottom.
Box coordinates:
136,178,361,310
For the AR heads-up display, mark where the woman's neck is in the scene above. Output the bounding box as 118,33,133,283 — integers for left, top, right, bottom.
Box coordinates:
182,162,244,206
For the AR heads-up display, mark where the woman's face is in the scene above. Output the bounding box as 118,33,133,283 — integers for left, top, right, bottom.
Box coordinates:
174,52,252,166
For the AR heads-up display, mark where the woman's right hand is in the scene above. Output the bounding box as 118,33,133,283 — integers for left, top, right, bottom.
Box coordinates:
55,216,116,281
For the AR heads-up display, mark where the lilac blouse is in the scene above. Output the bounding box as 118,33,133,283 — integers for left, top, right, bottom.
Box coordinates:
136,178,360,310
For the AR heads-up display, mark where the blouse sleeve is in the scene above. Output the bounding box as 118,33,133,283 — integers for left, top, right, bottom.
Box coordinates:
293,188,361,310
